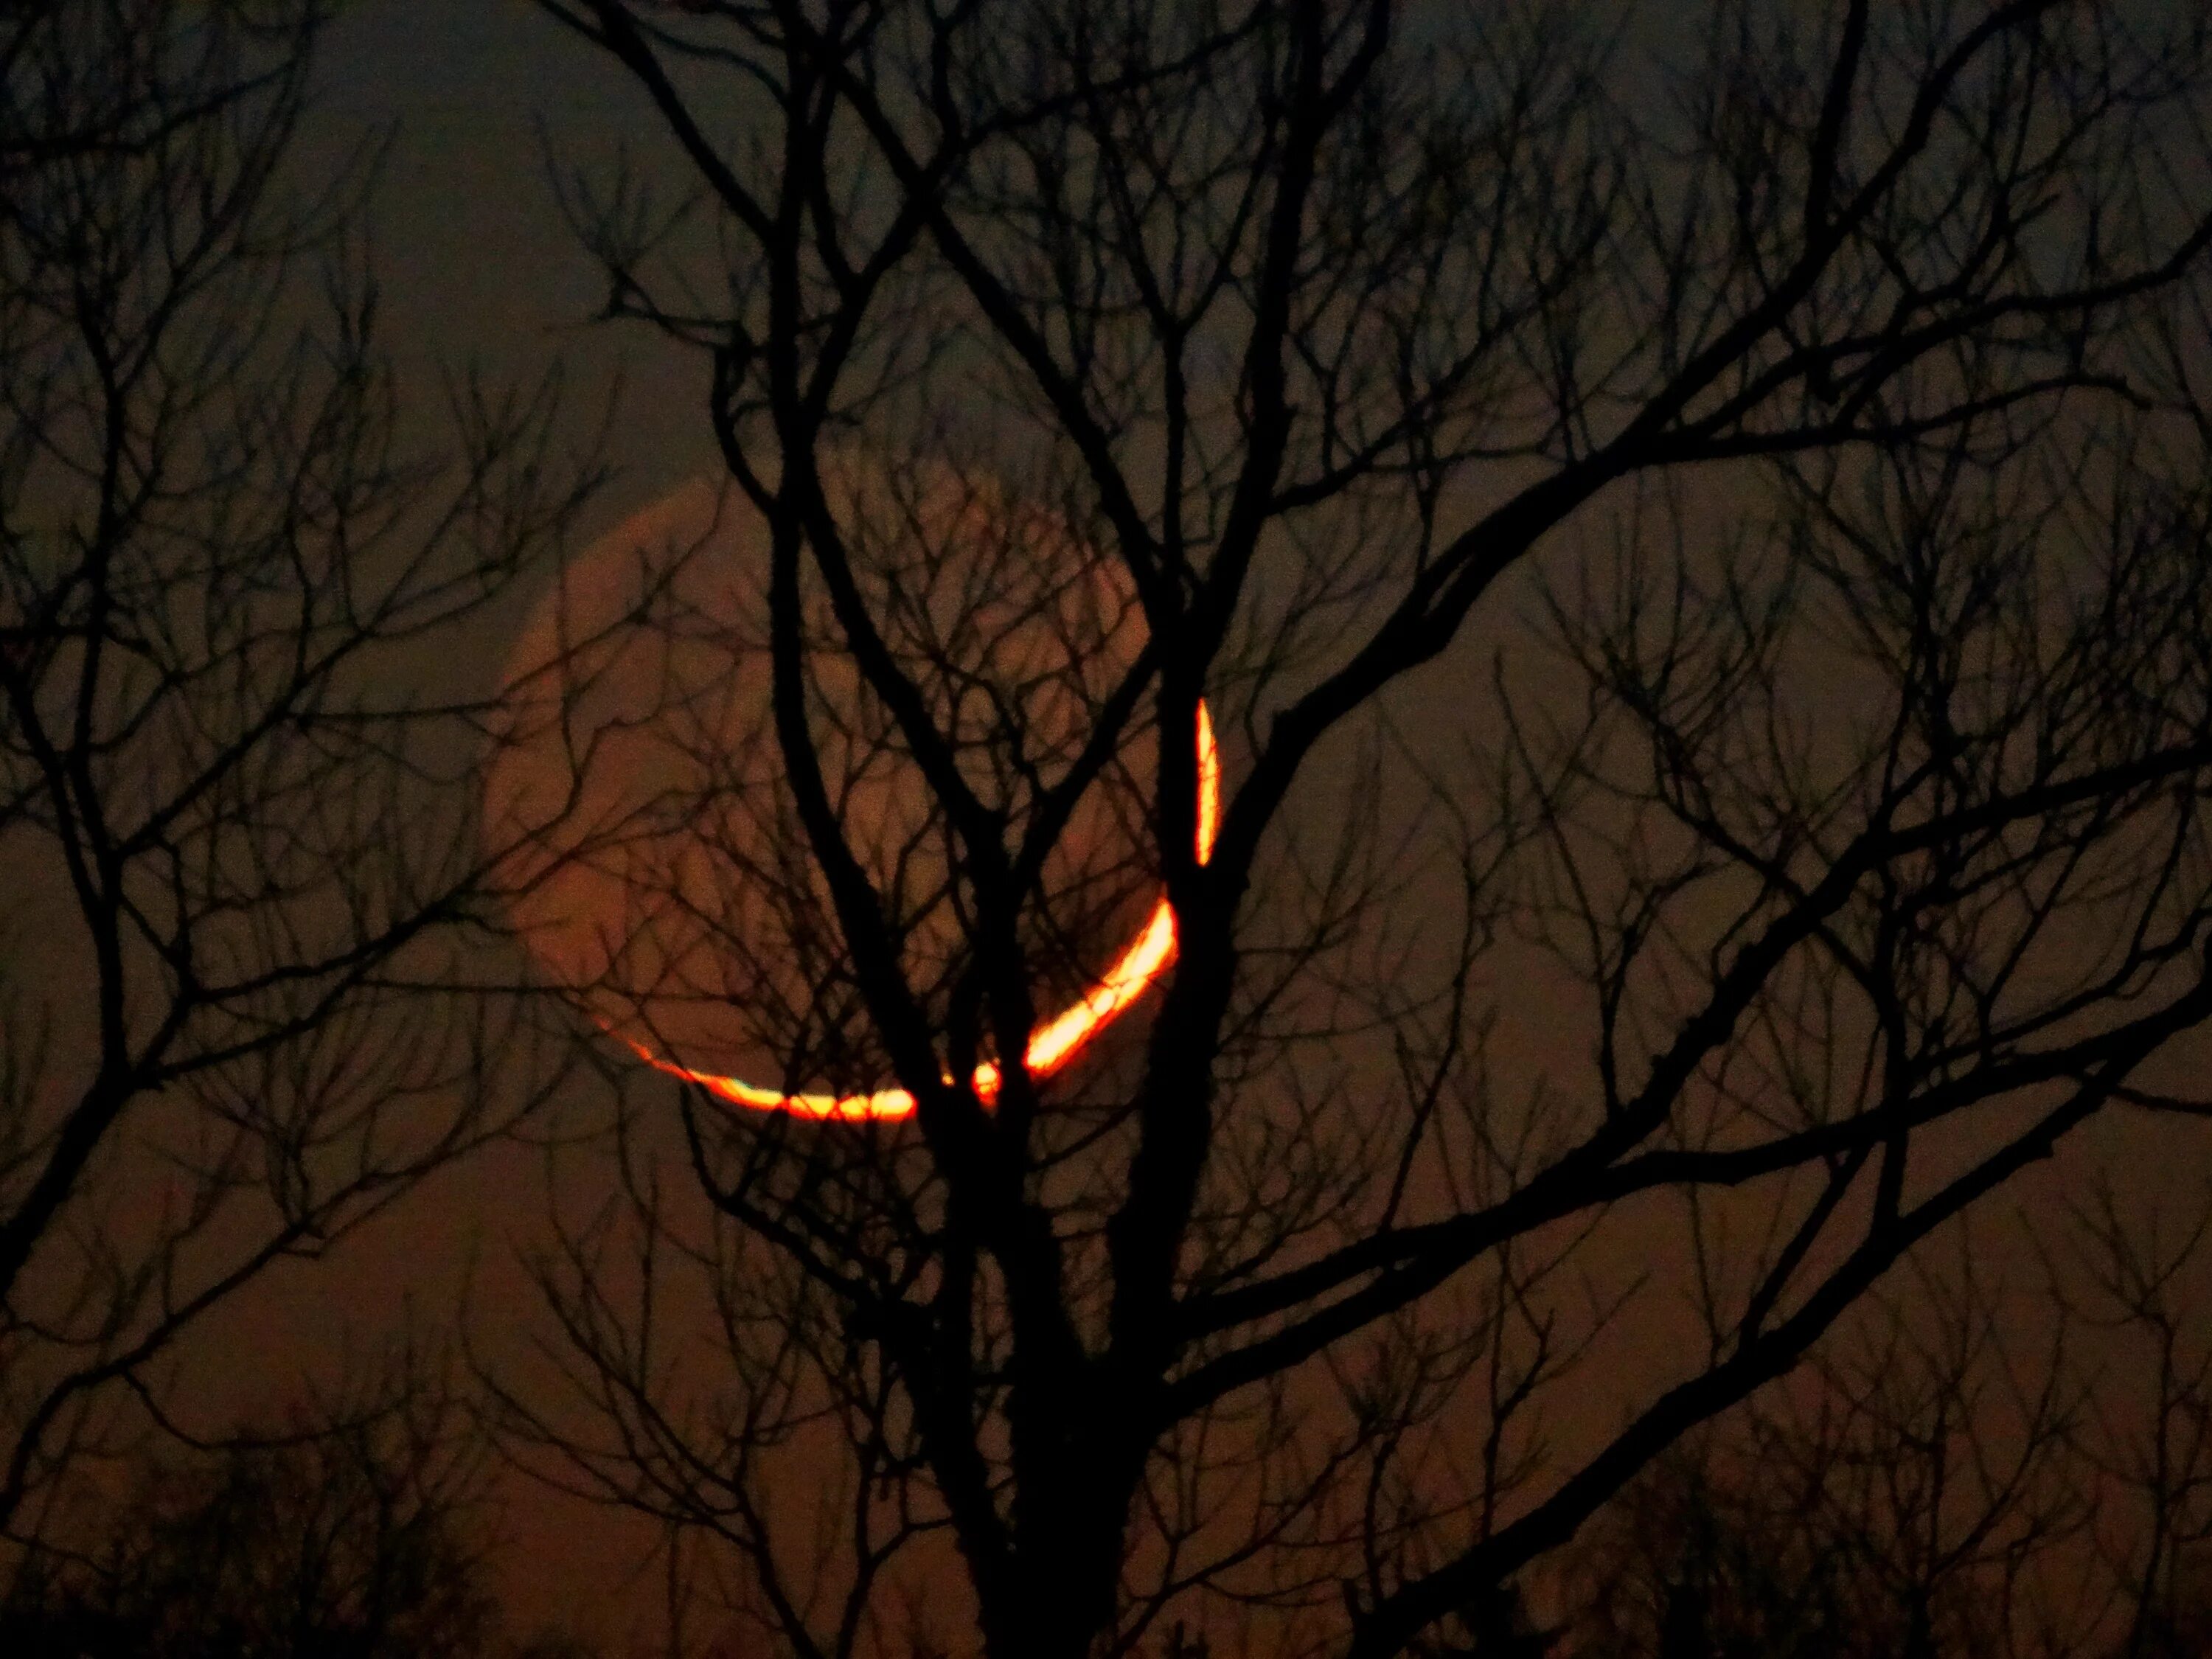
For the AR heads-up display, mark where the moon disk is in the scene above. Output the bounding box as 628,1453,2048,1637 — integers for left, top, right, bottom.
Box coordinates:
487,469,1220,1122
621,702,1214,1121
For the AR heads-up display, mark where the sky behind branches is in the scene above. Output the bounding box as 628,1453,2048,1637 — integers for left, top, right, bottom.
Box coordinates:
74,6,2211,1653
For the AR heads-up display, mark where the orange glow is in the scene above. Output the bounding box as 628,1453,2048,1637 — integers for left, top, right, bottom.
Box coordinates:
631,701,1220,1121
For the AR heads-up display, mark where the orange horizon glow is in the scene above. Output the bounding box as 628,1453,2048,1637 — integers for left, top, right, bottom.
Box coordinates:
621,702,1220,1121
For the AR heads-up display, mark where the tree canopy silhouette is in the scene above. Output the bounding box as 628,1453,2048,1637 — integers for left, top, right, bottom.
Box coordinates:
0,0,596,1559
477,1,2212,1655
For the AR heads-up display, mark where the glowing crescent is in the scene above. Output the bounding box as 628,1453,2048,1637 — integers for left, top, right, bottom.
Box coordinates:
620,701,1220,1121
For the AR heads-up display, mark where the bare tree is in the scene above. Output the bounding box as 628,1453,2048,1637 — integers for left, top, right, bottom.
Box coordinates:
504,3,2212,1656
1557,1235,2084,1659
1554,1183,2212,1659
2052,1180,2212,1659
0,0,596,1560
0,1365,495,1659
0,1350,615,1659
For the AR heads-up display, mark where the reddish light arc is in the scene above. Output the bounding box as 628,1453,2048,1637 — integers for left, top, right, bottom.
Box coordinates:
621,701,1221,1121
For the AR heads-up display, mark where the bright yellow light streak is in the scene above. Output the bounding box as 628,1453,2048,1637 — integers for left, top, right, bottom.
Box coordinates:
629,701,1220,1121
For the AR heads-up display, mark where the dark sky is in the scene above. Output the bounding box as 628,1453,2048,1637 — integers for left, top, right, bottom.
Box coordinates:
319,1,708,497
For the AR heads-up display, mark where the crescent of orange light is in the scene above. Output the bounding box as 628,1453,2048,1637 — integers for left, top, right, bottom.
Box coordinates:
621,701,1220,1121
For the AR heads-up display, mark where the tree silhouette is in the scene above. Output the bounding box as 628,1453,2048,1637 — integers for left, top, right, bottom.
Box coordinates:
0,0,596,1562
0,1380,494,1659
504,3,2212,1655
1557,1189,2212,1659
